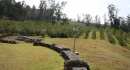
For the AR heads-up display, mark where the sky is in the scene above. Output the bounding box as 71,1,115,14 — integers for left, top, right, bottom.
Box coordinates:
16,0,130,24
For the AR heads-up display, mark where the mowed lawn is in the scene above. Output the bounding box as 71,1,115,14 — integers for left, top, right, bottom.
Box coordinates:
0,42,64,70
45,37,130,70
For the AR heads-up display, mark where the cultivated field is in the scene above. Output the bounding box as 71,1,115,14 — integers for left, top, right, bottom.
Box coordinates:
0,20,130,70
45,37,130,70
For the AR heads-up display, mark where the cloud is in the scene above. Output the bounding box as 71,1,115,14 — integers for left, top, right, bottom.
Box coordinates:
126,5,130,8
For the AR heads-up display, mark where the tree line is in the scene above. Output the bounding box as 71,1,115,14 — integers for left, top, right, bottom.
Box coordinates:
0,0,69,24
75,4,130,32
0,0,130,32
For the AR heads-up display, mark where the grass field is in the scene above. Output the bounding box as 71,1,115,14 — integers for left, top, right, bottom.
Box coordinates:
45,37,130,70
104,32,109,42
0,42,64,70
96,31,100,40
0,33,130,70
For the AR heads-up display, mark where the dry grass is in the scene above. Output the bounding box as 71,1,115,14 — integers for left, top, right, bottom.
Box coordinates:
46,37,130,70
0,42,64,70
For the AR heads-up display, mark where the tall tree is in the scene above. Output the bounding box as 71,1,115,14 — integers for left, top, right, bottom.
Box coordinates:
107,4,115,28
25,5,31,20
31,5,36,20
107,4,120,28
103,13,108,28
127,15,130,31
119,17,127,31
82,13,85,23
39,0,47,21
55,1,67,23
77,14,81,23
85,14,92,26
95,15,101,28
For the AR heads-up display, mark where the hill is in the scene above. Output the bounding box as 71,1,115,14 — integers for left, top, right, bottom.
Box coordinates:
0,20,130,70
45,37,130,70
0,35,130,70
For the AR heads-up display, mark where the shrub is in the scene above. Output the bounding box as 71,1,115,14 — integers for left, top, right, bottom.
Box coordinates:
114,30,127,46
92,30,96,39
99,28,105,40
106,29,115,44
84,27,91,39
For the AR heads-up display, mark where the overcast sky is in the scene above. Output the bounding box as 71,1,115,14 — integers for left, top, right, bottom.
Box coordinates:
16,0,130,23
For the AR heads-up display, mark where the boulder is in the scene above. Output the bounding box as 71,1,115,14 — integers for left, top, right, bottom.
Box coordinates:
64,60,90,70
10,40,19,44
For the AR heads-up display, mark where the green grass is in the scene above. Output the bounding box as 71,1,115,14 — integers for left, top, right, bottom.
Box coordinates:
0,43,64,70
45,37,130,70
88,31,92,39
69,22,86,26
104,32,109,42
112,35,119,45
96,31,100,40
1,35,130,70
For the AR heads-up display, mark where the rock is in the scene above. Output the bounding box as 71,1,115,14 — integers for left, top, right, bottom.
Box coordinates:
64,60,90,70
10,40,19,44
72,67,87,70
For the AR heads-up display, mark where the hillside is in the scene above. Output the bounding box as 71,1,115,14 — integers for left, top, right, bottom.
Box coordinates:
46,37,130,70
0,20,130,70
0,34,130,70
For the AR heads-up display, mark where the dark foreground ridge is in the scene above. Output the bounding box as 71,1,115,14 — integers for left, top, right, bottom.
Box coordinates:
0,36,90,70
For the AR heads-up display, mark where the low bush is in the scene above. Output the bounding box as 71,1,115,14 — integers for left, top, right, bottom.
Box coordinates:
84,27,91,39
106,29,115,44
92,30,96,39
99,28,105,40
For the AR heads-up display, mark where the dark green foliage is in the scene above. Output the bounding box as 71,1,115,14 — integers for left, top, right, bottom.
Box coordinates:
1,20,130,49
47,25,84,38
92,30,96,39
0,0,68,23
114,30,127,46
60,18,69,25
0,20,47,36
84,27,91,39
106,28,115,44
109,35,115,44
99,28,105,40
114,18,120,29
0,20,83,38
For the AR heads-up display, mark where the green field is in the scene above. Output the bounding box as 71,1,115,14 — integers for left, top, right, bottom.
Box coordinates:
0,35,130,70
0,42,64,70
0,20,130,70
1,0,130,69
46,37,130,70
